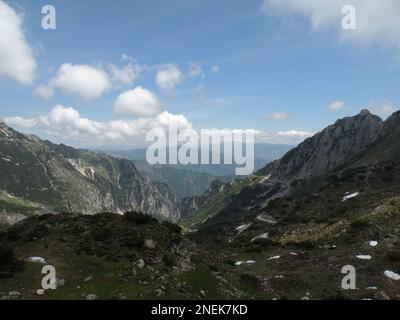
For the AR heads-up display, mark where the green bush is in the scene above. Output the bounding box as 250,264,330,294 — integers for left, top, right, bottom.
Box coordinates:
163,253,177,267
124,211,156,224
162,221,182,234
387,250,400,262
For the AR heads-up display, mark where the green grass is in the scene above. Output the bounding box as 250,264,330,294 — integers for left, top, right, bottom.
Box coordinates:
0,190,43,215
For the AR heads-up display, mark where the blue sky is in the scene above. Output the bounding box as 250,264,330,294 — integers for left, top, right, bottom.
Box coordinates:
1,0,400,147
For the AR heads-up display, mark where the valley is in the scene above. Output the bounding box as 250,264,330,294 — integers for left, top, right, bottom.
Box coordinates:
1,110,400,300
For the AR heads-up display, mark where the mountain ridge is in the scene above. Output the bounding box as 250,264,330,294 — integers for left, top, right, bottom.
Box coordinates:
0,122,179,221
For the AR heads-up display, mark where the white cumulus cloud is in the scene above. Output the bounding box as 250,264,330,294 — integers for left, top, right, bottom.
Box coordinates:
187,63,204,79
369,100,398,119
263,0,400,52
0,0,36,84
328,101,345,111
34,85,54,99
4,105,193,147
211,65,220,73
113,87,161,117
276,130,313,139
109,61,143,87
5,106,313,147
49,63,111,101
262,112,289,121
155,64,184,94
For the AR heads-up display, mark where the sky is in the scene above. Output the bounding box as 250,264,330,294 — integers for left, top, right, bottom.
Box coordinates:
1,0,400,148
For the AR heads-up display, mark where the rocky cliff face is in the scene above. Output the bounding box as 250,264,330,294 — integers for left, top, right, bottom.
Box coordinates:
0,122,179,221
259,110,383,181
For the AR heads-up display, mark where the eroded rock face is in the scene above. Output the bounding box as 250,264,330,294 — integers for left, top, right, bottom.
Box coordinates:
262,110,383,181
0,123,180,221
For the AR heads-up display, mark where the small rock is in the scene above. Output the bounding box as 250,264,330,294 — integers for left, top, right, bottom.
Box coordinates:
137,259,145,270
200,290,206,297
8,291,21,299
57,278,66,287
85,294,97,300
144,239,156,250
376,291,391,300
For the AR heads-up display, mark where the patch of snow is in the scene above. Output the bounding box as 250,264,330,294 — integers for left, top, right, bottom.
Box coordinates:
366,287,378,290
268,255,281,261
2,158,11,162
259,174,271,184
234,260,256,266
342,192,359,201
86,167,96,180
27,256,47,264
251,233,269,242
256,214,277,224
290,252,298,256
384,270,400,281
369,241,378,247
235,223,252,234
356,255,372,260
275,275,284,279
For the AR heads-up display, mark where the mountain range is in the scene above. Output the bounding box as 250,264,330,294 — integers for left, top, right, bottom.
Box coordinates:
1,110,400,300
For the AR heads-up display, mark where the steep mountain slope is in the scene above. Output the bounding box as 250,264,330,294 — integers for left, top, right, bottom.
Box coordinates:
179,178,262,231
186,110,385,230
258,110,383,180
183,110,400,299
0,122,179,221
188,108,400,237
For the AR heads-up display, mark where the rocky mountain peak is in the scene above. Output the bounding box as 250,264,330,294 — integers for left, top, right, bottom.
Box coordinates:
260,110,384,181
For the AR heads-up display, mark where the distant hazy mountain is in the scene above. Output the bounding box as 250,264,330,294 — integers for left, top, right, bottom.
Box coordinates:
108,144,293,201
108,144,293,176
